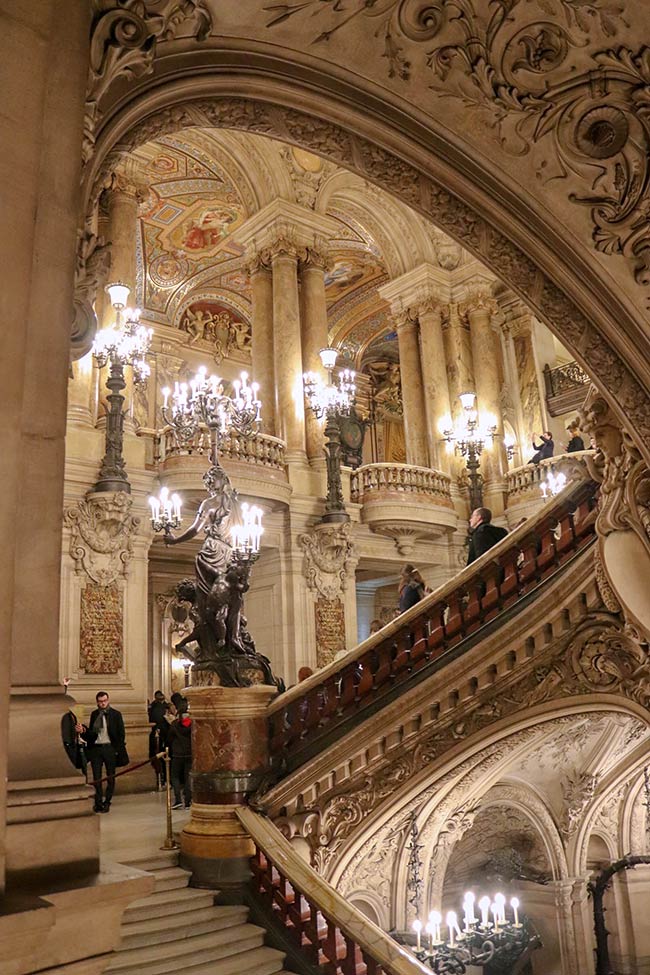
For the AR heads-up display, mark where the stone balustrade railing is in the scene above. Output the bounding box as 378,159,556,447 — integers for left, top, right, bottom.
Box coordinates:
350,463,452,504
506,451,594,499
153,425,287,471
238,806,430,975
267,476,598,773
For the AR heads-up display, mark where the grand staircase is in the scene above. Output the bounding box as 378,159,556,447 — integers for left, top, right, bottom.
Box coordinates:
105,850,290,975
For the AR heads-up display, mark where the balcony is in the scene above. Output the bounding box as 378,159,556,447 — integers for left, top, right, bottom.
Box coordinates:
151,426,290,506
505,451,594,524
543,360,590,416
350,462,457,551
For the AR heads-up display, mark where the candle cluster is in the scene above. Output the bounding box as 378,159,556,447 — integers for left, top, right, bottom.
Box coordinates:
540,469,567,499
148,485,182,532
230,502,264,555
162,366,261,438
412,891,521,951
303,367,356,419
92,306,153,385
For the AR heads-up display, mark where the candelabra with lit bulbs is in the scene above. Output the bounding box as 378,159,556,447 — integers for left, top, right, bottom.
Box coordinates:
303,347,356,524
92,282,153,492
540,468,567,500
403,891,540,974
441,392,497,511
149,366,281,689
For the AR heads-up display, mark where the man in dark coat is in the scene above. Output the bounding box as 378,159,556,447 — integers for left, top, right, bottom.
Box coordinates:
167,711,192,809
528,431,554,464
467,507,508,565
78,691,127,813
148,690,170,784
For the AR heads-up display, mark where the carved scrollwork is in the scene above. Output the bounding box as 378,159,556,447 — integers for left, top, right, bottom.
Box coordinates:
63,491,140,585
85,0,212,162
298,522,356,601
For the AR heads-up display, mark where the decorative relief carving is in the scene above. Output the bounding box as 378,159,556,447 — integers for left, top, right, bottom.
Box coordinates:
561,770,600,837
72,230,111,360
314,596,346,668
93,97,650,451
64,492,140,586
85,0,212,161
298,522,356,601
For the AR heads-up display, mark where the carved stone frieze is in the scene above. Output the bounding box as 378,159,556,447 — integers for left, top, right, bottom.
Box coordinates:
71,230,111,360
298,522,356,601
89,97,650,452
63,491,140,586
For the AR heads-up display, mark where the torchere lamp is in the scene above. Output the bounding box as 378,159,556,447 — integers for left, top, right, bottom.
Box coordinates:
303,347,356,524
92,282,152,492
148,366,280,688
441,392,497,511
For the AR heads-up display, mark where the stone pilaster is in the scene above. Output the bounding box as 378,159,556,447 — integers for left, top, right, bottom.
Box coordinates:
394,309,429,468
248,250,276,435
413,296,452,472
300,242,331,463
269,232,307,461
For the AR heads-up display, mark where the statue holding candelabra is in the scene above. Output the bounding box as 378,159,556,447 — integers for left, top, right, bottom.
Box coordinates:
149,368,283,690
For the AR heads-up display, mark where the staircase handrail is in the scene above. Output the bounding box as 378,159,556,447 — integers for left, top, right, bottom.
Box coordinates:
238,806,431,975
268,474,598,768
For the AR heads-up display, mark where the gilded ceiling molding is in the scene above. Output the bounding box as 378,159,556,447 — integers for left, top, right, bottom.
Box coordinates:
85,94,650,456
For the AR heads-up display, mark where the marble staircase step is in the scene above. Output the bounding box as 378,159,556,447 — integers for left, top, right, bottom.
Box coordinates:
106,922,267,975
123,885,216,921
120,904,249,948
140,864,192,891
171,946,289,975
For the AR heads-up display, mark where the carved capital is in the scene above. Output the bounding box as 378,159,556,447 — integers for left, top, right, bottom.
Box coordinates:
301,240,332,273
298,523,356,601
246,248,273,276
409,292,442,321
63,491,140,586
267,229,302,262
459,291,498,323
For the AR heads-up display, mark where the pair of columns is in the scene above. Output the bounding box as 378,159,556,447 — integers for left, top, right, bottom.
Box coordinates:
249,236,330,464
385,275,506,486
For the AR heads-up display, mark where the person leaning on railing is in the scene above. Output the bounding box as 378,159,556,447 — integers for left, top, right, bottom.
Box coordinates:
528,431,554,464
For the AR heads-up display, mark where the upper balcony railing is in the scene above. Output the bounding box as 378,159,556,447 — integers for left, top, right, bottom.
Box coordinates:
154,425,286,470
239,806,430,975
543,360,590,416
506,451,594,500
267,475,598,773
350,463,452,505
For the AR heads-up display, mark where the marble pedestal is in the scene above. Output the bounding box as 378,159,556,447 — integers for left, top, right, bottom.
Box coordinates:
180,683,277,895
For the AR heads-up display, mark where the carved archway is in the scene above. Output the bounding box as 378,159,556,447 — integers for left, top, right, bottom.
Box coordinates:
83,57,650,465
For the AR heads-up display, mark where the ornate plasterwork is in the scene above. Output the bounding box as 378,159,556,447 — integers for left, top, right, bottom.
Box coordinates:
89,98,650,454
71,230,111,360
298,522,356,601
85,0,212,161
63,492,140,586
560,771,600,838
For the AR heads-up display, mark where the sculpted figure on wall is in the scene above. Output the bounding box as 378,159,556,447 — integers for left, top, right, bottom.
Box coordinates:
178,303,252,362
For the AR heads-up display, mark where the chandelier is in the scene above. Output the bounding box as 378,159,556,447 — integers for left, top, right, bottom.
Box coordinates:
405,892,539,973
303,347,356,419
540,469,566,499
440,392,497,510
92,282,152,385
161,366,261,447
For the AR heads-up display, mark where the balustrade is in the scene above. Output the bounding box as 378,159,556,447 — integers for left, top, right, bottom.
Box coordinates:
268,477,598,771
506,451,593,499
240,807,429,975
154,424,286,470
350,463,452,504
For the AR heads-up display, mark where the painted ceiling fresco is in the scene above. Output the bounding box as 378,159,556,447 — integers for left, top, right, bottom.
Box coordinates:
137,139,246,317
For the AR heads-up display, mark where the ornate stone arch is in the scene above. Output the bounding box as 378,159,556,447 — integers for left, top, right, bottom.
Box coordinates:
81,52,650,465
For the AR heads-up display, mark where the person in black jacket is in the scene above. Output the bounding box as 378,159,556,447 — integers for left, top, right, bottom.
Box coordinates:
148,690,170,785
528,431,554,464
398,564,427,613
167,712,192,809
467,508,508,565
564,421,585,453
77,691,127,813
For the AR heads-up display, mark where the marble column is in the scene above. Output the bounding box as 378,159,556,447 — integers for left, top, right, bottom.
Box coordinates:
395,310,429,468
300,244,331,463
248,251,276,435
270,234,307,462
462,292,507,483
415,297,452,472
442,302,475,425
0,0,97,894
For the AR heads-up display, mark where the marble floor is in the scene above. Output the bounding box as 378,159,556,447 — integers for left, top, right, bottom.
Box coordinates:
100,789,191,864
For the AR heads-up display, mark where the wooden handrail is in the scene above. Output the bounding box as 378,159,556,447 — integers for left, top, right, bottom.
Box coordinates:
268,476,598,771
239,806,431,975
